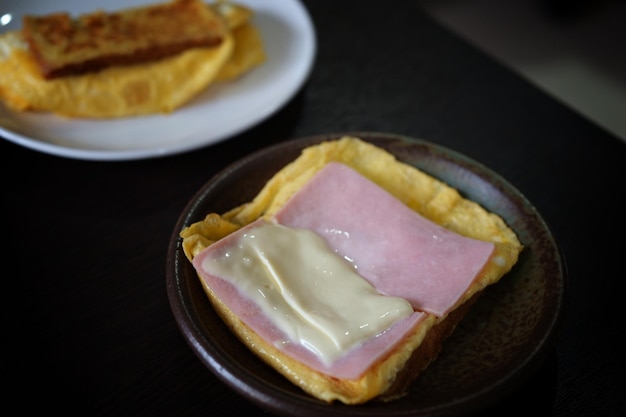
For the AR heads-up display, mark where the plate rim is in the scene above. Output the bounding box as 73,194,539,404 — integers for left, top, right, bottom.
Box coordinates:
0,0,316,161
166,132,568,417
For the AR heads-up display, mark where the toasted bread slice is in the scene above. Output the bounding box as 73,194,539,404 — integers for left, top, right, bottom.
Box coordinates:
180,137,523,404
22,0,227,79
0,29,234,117
0,2,264,117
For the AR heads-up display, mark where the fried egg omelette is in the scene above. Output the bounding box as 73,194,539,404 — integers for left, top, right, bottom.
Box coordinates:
0,1,265,118
179,137,524,404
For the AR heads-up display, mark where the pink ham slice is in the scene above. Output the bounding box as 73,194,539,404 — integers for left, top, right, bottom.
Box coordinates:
192,161,495,379
274,162,495,317
192,218,428,380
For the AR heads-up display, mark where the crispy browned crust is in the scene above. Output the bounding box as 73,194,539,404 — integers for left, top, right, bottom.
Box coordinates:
22,0,227,79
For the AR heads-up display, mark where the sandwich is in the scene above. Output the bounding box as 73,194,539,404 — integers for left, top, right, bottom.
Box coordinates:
0,0,265,118
179,136,524,404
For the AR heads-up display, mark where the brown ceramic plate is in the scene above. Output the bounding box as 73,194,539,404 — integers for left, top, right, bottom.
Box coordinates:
166,132,567,416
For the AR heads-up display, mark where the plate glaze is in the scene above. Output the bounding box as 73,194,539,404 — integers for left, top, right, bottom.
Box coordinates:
166,132,567,416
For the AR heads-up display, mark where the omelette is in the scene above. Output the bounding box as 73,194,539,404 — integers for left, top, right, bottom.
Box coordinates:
179,136,524,404
0,1,265,118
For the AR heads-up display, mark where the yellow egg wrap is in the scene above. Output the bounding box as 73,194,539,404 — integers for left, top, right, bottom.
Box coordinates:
0,2,265,118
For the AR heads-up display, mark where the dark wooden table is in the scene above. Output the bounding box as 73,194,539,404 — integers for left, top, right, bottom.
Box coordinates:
3,1,625,416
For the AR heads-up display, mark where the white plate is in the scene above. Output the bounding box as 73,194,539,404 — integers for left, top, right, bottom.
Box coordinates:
0,0,316,161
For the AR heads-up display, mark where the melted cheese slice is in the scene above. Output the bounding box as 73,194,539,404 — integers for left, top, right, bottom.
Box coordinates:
197,221,414,366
